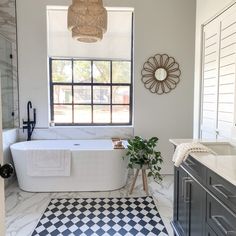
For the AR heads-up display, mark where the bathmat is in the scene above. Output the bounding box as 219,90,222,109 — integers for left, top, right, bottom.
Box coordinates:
31,196,168,236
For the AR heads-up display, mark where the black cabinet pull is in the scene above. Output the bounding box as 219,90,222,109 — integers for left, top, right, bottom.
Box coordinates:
212,216,236,236
212,184,236,199
185,159,195,166
182,177,190,198
183,178,193,203
184,179,193,203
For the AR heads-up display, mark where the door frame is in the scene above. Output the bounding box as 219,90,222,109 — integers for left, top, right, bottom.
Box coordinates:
0,69,5,235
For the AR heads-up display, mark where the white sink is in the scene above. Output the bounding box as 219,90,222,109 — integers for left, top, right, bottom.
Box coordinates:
202,142,236,155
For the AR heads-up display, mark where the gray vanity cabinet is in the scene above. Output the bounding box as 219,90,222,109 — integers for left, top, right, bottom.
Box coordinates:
188,175,205,236
205,224,217,236
173,166,189,236
173,166,205,236
172,155,236,236
206,193,236,236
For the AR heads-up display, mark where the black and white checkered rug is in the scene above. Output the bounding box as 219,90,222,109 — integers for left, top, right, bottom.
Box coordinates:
32,196,168,236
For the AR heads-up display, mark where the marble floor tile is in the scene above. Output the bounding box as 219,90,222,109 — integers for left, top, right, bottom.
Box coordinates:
5,175,174,236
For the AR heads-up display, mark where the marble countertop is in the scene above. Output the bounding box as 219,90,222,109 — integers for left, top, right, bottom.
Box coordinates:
169,138,231,146
169,139,236,186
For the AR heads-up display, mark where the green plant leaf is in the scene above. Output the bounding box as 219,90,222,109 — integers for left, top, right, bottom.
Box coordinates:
122,136,163,183
148,172,153,177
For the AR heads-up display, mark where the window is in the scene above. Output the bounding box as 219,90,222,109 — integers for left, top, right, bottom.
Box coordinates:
47,7,133,126
50,59,132,125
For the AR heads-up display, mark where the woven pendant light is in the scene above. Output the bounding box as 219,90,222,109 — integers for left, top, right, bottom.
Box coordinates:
68,0,107,43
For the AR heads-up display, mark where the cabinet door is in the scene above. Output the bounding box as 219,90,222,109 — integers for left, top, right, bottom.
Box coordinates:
205,224,217,236
189,177,205,236
173,167,190,236
206,193,236,236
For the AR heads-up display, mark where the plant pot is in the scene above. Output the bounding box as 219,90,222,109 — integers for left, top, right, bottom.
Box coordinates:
132,164,149,170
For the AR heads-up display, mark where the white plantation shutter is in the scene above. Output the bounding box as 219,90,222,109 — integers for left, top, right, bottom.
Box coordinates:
201,21,219,139
47,7,133,60
217,8,236,138
201,4,236,139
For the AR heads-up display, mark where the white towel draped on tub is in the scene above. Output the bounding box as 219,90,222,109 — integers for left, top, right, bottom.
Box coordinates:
27,149,71,177
172,142,215,167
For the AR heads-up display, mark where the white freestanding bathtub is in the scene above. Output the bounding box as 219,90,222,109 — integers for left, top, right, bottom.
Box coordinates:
10,140,128,192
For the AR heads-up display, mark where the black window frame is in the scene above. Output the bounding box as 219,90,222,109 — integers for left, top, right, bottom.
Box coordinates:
49,58,133,126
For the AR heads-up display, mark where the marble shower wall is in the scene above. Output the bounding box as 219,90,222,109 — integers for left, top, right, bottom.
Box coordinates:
0,35,14,128
18,126,134,141
0,0,19,128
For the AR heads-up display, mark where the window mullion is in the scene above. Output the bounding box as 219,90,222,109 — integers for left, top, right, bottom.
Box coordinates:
50,58,54,123
110,61,112,124
91,60,94,124
129,15,134,125
72,59,74,124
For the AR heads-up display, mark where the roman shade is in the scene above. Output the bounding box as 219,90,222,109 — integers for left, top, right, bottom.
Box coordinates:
47,7,133,60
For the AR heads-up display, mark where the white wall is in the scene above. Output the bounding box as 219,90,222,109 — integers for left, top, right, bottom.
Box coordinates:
16,0,196,174
194,0,236,138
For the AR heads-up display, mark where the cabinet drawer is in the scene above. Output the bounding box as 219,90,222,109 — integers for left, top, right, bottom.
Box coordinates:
205,224,217,236
182,156,206,183
207,169,236,213
207,194,236,236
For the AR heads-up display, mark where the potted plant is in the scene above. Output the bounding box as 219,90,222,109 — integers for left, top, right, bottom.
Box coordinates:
124,136,163,183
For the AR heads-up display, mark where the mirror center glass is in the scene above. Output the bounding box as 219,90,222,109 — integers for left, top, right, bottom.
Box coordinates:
155,68,167,81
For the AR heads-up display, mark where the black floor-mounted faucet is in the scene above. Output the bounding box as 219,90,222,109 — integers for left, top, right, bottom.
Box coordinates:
23,101,36,141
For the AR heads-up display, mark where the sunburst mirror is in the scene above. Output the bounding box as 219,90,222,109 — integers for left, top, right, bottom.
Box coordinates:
141,54,181,95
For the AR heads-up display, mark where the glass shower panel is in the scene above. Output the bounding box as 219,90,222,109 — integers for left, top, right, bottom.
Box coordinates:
0,34,14,129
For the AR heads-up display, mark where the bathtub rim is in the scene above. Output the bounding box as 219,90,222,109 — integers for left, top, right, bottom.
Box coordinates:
10,139,128,151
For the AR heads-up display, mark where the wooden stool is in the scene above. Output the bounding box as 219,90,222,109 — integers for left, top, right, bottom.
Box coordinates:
129,168,149,195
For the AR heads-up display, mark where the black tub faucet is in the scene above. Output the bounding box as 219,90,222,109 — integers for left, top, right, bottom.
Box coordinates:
23,101,36,141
